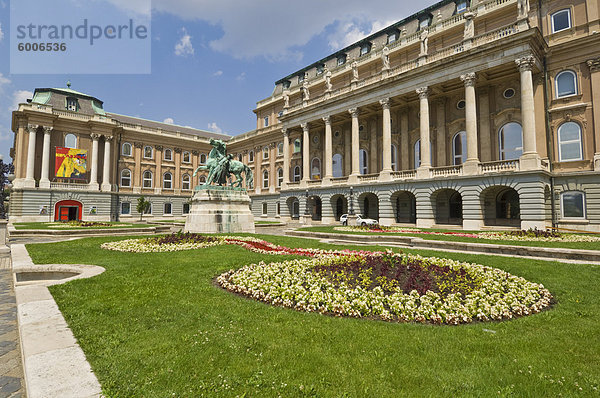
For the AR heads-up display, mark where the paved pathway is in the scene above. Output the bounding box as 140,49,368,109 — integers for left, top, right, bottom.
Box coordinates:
0,255,25,398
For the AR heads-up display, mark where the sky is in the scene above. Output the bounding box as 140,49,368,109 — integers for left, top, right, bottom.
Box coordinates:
0,0,438,163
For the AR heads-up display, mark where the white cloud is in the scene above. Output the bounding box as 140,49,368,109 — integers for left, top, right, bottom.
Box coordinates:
0,23,4,42
327,19,396,51
213,70,223,77
207,122,222,134
0,73,10,92
9,90,33,111
236,72,246,81
163,117,174,124
174,28,194,57
148,0,435,60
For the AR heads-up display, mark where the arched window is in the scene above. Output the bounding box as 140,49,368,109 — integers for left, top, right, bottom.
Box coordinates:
498,122,523,160
182,151,191,163
120,169,131,187
414,140,421,168
557,122,583,162
551,9,571,33
249,151,254,162
263,146,269,159
263,170,269,188
163,172,173,189
277,168,283,187
332,154,343,177
142,170,153,188
143,146,153,159
311,158,321,179
561,191,585,219
293,139,301,153
277,142,284,156
359,149,368,174
200,153,207,164
452,131,467,165
182,174,191,190
555,70,577,98
122,142,132,157
163,148,173,161
64,134,77,149
391,145,397,171
293,166,301,182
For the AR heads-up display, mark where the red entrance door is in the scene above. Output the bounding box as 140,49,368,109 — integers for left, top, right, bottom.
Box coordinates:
54,200,83,222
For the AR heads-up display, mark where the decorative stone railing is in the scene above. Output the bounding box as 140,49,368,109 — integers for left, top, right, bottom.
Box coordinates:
286,181,300,187
479,159,519,173
391,170,417,180
430,165,463,177
358,173,379,182
307,180,322,186
50,182,94,190
331,177,349,184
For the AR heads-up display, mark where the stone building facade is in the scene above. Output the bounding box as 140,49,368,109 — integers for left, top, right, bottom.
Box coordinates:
9,0,600,231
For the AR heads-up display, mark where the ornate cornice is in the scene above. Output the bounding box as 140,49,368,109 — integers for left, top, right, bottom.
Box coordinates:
42,126,53,134
282,128,289,137
322,116,331,125
515,55,535,72
27,124,39,134
90,133,101,140
155,145,163,151
174,147,182,153
104,135,114,141
300,122,309,131
348,108,359,118
192,150,199,156
133,142,143,148
460,72,477,87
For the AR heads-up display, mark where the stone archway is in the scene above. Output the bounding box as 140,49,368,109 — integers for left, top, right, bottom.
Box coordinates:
330,194,348,221
431,189,462,225
286,197,300,219
54,200,82,222
358,192,379,220
391,190,416,224
481,186,521,227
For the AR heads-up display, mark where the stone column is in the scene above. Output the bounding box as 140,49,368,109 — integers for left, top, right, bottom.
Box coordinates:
155,145,163,194
192,150,199,187
435,99,447,166
301,123,310,184
323,116,333,184
133,142,142,193
269,143,276,193
254,145,261,194
478,89,492,162
89,133,100,190
24,124,38,188
343,128,351,175
587,58,600,170
174,147,182,193
380,98,393,180
39,126,52,188
369,120,377,174
400,110,409,170
461,72,480,175
282,129,290,186
416,87,431,178
516,55,541,170
349,108,360,182
101,135,113,192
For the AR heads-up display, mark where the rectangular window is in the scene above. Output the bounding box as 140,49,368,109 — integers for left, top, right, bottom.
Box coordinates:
264,116,269,127
262,202,268,215
561,191,585,219
387,33,397,44
456,1,468,14
183,203,190,214
316,64,324,75
419,18,430,30
337,55,347,66
121,202,131,215
164,202,172,215
360,43,371,56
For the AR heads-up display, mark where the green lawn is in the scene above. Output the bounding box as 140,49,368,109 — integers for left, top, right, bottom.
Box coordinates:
13,222,154,230
301,225,600,251
26,235,600,397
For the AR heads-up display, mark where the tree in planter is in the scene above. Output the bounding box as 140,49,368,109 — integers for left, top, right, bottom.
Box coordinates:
136,196,151,222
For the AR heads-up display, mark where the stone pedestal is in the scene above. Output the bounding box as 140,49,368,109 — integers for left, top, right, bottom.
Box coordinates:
184,186,255,234
0,220,9,254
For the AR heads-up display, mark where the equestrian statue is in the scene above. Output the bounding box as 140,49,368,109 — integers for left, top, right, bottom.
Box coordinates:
193,138,254,188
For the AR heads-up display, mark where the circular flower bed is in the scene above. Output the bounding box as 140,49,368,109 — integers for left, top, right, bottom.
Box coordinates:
217,251,552,325
335,226,600,242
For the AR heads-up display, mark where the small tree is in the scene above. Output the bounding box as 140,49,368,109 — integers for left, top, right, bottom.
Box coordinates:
136,196,151,222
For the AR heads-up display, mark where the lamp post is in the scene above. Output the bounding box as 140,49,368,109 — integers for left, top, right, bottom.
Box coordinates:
349,186,354,215
304,189,310,215
0,155,15,219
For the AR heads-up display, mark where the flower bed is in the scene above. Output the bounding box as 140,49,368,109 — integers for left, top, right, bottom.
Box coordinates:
217,251,552,325
334,226,600,242
54,221,124,228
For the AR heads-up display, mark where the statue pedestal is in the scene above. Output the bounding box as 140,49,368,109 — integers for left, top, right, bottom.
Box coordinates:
184,186,255,234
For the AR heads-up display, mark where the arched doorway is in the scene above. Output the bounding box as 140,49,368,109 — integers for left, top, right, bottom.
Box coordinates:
287,197,300,219
392,191,416,224
481,186,521,227
54,200,82,222
432,189,462,225
358,193,379,220
311,196,322,221
330,194,348,221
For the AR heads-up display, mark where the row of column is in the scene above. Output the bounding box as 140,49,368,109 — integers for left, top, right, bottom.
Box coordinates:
280,55,540,185
21,125,112,191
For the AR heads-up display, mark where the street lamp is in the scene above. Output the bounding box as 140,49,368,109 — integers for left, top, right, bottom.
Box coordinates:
0,155,15,219
349,186,354,215
304,189,310,215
